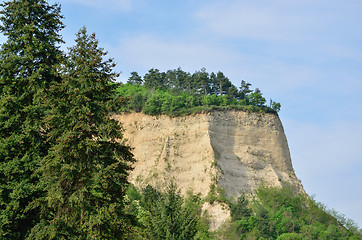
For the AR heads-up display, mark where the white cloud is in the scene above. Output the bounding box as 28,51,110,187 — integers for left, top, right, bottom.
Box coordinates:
193,0,362,104
196,0,362,45
110,34,242,80
196,1,320,42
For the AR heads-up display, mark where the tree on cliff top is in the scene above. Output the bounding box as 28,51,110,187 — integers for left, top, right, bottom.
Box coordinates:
0,0,64,238
29,27,136,239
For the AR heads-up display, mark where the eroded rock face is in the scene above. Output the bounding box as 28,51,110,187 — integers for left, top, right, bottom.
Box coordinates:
209,111,304,198
113,111,304,198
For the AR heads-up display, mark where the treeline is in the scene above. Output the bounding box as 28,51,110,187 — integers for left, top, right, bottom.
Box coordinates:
124,183,362,239
117,68,281,116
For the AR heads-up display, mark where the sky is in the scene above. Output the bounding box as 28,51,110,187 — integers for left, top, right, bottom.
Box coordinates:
1,0,361,228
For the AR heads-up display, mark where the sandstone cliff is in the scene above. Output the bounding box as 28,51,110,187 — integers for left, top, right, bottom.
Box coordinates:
114,111,304,197
114,111,304,230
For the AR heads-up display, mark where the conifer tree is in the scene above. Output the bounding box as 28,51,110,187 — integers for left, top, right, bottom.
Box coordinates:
0,0,64,238
194,67,210,95
239,80,252,100
216,71,230,95
127,71,143,85
30,27,135,239
143,68,166,89
146,183,199,240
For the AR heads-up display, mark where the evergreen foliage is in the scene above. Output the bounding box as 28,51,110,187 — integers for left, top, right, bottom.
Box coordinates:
0,0,64,238
29,27,136,239
0,2,135,238
125,183,209,240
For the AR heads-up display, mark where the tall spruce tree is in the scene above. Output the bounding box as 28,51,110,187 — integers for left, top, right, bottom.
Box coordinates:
29,27,135,239
0,0,64,238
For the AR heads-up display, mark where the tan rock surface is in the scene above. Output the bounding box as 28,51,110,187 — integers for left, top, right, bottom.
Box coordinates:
113,111,305,229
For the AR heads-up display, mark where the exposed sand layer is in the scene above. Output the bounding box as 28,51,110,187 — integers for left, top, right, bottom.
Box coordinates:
113,111,304,229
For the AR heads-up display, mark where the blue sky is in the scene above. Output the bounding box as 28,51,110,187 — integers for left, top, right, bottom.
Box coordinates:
1,0,362,227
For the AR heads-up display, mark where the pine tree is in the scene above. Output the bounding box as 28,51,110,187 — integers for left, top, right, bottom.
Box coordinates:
146,183,199,240
0,0,64,238
239,80,252,100
209,72,219,95
216,71,231,95
29,27,136,239
143,68,166,89
196,67,210,96
127,71,143,85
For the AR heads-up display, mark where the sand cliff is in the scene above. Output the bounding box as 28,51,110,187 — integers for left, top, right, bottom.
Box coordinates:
114,111,303,196
113,111,304,229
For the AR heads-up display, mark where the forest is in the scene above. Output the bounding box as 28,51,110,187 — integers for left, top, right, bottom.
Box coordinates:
117,68,281,116
0,0,361,239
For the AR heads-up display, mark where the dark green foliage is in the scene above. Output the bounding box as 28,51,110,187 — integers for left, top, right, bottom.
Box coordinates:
142,184,162,212
239,80,252,100
125,183,210,240
270,100,281,112
247,91,266,107
127,71,143,85
25,27,136,239
230,195,252,221
148,183,199,239
118,68,282,116
192,68,210,95
143,68,167,89
0,0,64,238
0,2,137,237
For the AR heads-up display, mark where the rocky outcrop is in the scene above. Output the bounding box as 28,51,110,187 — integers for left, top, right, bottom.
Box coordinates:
114,111,304,230
113,111,304,197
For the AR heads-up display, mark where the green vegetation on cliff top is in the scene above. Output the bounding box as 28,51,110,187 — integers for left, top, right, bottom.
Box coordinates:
117,68,281,116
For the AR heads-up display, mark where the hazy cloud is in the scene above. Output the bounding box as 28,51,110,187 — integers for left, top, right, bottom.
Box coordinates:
196,0,362,42
59,0,131,11
111,34,243,80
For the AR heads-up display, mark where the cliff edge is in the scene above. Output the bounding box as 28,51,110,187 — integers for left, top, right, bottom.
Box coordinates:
114,111,304,197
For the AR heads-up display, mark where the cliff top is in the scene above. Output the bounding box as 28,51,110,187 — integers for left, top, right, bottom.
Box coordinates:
117,68,281,116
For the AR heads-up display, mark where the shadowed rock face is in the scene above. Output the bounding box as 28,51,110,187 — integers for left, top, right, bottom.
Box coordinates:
208,111,304,198
114,111,304,198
